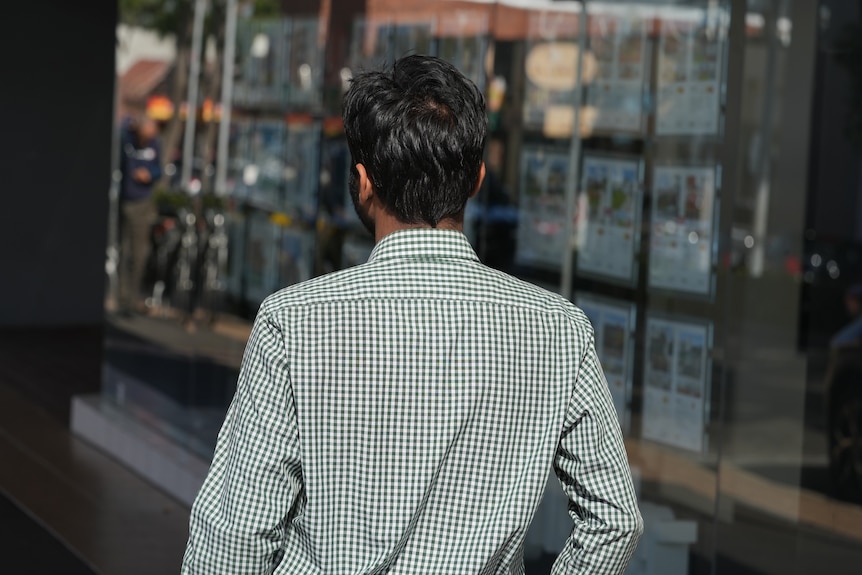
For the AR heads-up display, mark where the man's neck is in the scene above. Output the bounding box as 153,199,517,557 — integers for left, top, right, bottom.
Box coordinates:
374,216,463,244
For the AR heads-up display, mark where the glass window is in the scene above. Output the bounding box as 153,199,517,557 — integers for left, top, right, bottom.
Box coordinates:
95,1,862,573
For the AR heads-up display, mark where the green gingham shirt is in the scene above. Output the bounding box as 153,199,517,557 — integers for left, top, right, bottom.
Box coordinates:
182,229,643,575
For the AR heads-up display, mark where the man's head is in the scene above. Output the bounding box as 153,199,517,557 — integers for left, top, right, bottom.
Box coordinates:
343,55,487,234
137,116,159,144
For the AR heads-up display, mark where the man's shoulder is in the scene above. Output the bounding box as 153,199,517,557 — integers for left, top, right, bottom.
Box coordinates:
482,267,592,328
260,263,377,312
260,260,592,332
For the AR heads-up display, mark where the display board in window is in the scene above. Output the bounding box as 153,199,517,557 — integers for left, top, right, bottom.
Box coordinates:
436,10,489,92
575,293,636,433
584,7,650,135
514,146,570,271
641,314,712,453
575,154,642,285
655,7,725,136
286,19,323,108
648,165,716,296
522,9,581,136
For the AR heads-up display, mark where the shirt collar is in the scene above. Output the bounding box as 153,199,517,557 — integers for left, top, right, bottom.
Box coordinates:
367,229,480,263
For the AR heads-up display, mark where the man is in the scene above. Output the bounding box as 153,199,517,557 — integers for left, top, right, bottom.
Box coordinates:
182,55,642,574
118,115,161,314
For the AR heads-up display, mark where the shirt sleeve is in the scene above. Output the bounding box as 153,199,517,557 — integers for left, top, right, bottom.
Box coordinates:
552,324,644,575
182,306,303,575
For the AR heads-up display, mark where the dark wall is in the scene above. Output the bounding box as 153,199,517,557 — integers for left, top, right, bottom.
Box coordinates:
282,0,321,16
1,1,116,326
809,0,862,242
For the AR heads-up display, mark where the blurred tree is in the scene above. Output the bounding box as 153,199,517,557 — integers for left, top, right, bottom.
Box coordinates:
119,0,281,184
119,0,193,175
200,0,226,193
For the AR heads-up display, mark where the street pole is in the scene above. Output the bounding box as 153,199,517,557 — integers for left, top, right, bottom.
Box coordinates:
560,0,588,299
181,0,209,191
215,0,238,196
106,95,123,308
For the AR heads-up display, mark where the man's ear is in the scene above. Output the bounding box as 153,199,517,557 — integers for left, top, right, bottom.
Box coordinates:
355,163,374,203
469,162,486,199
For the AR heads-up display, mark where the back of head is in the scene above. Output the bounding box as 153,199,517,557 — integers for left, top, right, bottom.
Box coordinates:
138,116,159,143
343,55,487,227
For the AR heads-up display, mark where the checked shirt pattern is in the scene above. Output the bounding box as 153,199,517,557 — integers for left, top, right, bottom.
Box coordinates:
182,229,642,575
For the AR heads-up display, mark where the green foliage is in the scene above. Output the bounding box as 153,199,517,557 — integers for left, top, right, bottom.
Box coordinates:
119,0,192,37
154,186,192,209
153,186,226,210
202,193,227,209
249,0,280,18
120,0,282,37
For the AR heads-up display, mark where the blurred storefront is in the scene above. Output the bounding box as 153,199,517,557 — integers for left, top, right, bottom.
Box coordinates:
72,0,862,573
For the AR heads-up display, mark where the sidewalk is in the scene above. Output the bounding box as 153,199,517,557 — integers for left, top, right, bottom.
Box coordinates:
1,490,97,575
106,310,250,370
1,379,568,575
0,382,190,575
8,319,861,574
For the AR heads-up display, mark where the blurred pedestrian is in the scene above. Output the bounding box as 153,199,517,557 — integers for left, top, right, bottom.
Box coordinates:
182,55,642,575
118,115,161,315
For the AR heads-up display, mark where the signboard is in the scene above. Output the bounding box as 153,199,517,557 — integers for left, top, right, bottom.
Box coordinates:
585,11,649,134
575,155,642,285
243,210,280,305
575,294,636,431
285,18,323,108
236,121,285,209
437,11,489,91
515,147,570,270
234,19,288,107
242,212,314,306
350,17,392,71
278,228,314,289
641,315,712,453
648,166,715,296
283,121,321,221
522,10,581,134
656,10,725,135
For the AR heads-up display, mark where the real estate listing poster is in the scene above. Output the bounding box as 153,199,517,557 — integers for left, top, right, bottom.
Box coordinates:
225,211,246,299
283,122,321,221
522,11,581,133
278,228,314,288
437,11,489,91
243,121,286,209
235,19,287,106
393,23,434,66
584,11,648,134
575,294,636,430
575,155,641,284
655,10,724,136
319,138,351,226
286,18,322,107
244,217,315,306
243,210,281,306
648,166,715,295
515,147,571,270
642,316,711,453
350,17,391,73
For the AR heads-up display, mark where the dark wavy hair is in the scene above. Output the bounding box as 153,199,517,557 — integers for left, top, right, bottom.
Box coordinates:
342,54,487,227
